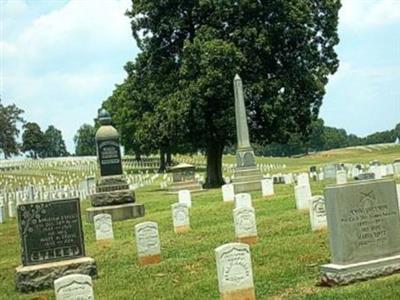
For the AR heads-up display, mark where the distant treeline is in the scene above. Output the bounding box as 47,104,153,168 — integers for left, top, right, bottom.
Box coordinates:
245,119,400,157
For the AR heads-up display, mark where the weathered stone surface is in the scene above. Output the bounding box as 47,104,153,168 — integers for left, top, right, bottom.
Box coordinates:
90,189,135,207
54,274,94,300
233,207,257,244
135,221,161,265
97,175,127,186
222,184,235,202
96,183,129,193
87,202,144,223
178,190,192,208
261,178,274,197
309,195,327,231
172,203,190,233
17,198,85,266
15,257,97,293
94,213,114,241
321,179,400,285
215,242,255,299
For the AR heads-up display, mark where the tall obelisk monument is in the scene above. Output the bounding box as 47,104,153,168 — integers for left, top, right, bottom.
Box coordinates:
232,74,262,193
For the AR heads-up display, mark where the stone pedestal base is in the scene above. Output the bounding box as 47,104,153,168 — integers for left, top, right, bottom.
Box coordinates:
90,189,135,207
238,235,258,245
220,287,256,300
15,257,97,293
138,254,161,266
174,225,190,234
232,166,262,193
87,202,144,223
320,254,400,286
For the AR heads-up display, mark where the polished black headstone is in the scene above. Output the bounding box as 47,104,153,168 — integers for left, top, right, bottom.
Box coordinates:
17,198,85,266
97,139,123,176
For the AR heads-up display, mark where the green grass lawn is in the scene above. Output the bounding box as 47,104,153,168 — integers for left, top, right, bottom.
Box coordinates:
1,145,400,299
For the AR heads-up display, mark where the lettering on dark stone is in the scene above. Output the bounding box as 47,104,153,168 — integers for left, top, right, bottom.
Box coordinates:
17,198,85,266
97,140,122,176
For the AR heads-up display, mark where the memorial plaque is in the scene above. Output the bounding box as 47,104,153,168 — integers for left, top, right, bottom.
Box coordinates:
17,198,85,266
325,179,400,264
97,139,122,177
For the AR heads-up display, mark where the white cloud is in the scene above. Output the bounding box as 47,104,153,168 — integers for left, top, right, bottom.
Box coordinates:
340,0,400,30
1,0,138,152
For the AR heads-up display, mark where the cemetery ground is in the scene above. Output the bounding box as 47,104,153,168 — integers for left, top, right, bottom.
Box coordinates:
1,145,400,299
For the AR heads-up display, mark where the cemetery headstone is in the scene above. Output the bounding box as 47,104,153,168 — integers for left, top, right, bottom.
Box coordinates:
215,243,255,300
94,213,114,242
320,179,400,285
294,185,312,210
171,203,190,233
135,221,161,265
235,193,252,208
336,170,347,185
355,172,375,181
222,184,235,202
261,178,274,197
54,274,94,300
15,198,97,293
178,189,192,208
87,109,144,222
393,159,400,178
233,207,258,244
0,202,3,224
323,164,337,179
309,196,327,231
169,163,203,192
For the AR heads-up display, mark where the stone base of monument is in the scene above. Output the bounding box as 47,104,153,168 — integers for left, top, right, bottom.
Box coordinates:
87,202,145,223
90,189,135,207
174,225,190,234
320,254,400,286
168,181,204,193
232,167,262,193
138,254,161,266
220,287,256,300
238,235,258,245
15,257,97,293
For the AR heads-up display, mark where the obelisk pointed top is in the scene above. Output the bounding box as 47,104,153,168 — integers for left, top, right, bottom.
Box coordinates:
234,74,241,81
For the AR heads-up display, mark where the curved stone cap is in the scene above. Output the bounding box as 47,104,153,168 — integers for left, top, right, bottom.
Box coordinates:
96,125,119,140
98,109,112,125
170,163,194,170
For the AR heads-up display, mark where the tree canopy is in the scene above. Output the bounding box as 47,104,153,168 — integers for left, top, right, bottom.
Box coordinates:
21,122,44,159
104,0,341,186
74,124,97,156
0,99,24,159
42,125,69,158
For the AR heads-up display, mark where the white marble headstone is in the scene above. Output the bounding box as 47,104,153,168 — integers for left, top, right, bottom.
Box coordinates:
54,274,94,300
135,221,161,257
336,170,347,185
178,189,192,208
171,203,190,228
261,178,274,197
234,193,252,208
297,173,310,186
294,184,312,210
0,203,3,224
222,184,235,202
309,195,327,231
215,243,255,296
94,213,114,241
233,207,257,239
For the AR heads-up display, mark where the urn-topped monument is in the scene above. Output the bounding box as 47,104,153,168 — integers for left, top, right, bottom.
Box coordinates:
232,75,262,193
86,109,145,222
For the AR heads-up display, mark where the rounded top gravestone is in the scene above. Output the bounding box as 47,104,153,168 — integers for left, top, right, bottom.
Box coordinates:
95,109,123,177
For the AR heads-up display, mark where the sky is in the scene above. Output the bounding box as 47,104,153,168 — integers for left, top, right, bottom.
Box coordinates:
1,0,399,153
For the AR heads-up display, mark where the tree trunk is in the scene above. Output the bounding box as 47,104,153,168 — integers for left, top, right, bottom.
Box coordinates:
159,148,166,173
204,142,224,188
166,150,172,166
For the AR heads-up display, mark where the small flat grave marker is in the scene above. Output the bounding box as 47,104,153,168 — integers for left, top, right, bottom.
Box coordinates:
54,274,94,300
135,221,161,265
94,213,114,242
234,193,252,208
178,189,192,208
233,207,258,244
261,178,274,197
309,195,327,231
171,203,190,233
222,184,235,202
215,243,255,300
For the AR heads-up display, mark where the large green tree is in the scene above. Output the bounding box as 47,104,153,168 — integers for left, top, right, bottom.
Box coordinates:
122,0,340,186
21,122,44,159
42,125,68,157
0,99,24,158
74,124,96,156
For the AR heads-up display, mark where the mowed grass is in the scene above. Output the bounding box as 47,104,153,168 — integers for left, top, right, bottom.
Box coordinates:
0,145,400,299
